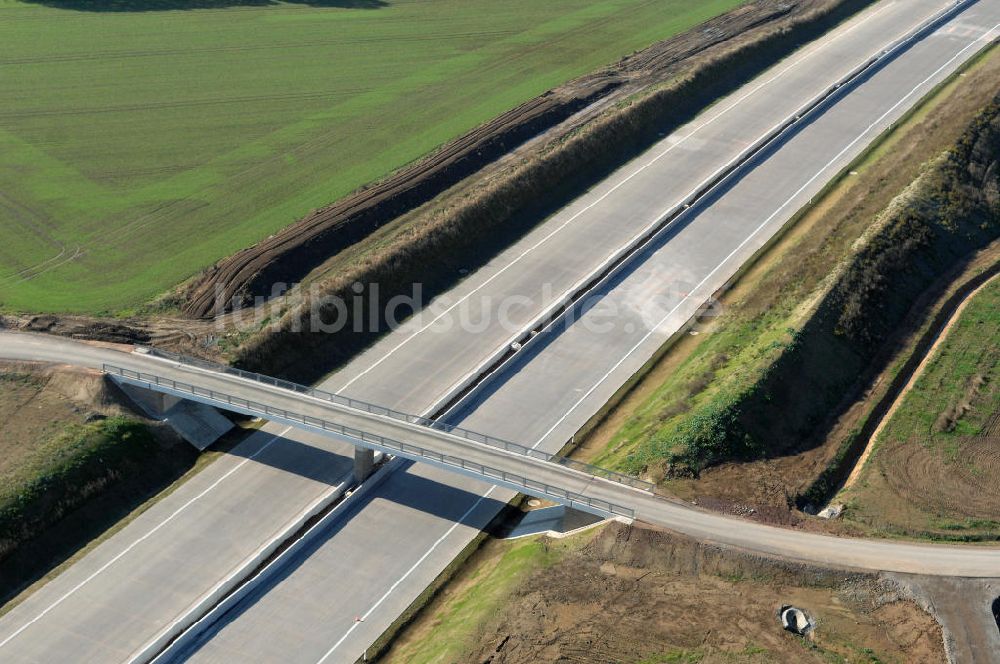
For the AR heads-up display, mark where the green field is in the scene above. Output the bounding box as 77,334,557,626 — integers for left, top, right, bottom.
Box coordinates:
873,279,1000,447
0,0,743,314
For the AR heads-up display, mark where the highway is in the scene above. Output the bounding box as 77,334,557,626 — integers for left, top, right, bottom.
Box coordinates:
3,335,1000,578
0,332,1000,577
178,2,1000,662
0,0,997,661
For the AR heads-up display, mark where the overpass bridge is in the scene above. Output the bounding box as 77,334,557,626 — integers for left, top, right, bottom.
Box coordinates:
96,347,1000,578
106,348,652,519
5,331,1000,580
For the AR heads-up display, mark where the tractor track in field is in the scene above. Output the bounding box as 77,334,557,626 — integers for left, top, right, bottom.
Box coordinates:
841,267,1000,493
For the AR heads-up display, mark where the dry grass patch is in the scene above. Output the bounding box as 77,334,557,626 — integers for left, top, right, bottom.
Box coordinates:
382,523,944,664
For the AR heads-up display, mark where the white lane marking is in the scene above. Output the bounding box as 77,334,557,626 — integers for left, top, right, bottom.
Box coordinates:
335,0,894,393
314,486,498,664
0,0,904,652
135,467,358,664
0,0,964,654
0,426,294,651
312,10,990,659
533,19,1000,448
0,6,978,654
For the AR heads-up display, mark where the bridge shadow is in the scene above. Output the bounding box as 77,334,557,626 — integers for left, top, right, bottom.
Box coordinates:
225,433,356,486
175,461,507,658
19,0,386,11
225,436,508,527
449,20,935,456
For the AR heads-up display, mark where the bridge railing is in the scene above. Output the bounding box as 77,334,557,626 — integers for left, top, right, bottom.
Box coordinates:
106,363,637,519
138,347,654,493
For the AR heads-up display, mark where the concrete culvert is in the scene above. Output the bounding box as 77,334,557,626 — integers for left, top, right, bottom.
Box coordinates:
779,605,812,635
993,597,1000,636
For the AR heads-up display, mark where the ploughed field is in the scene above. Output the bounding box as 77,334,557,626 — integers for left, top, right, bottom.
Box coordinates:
0,0,741,314
841,275,1000,540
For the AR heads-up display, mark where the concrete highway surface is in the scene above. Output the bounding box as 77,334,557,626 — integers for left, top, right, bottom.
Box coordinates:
0,0,998,661
7,333,1000,577
6,335,1000,578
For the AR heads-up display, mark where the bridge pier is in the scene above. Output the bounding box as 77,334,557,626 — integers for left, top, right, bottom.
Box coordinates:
354,447,375,484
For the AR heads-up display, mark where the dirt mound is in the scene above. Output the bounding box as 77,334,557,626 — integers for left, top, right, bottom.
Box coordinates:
181,0,812,318
879,436,1000,521
453,523,944,664
22,315,151,345
0,362,134,476
694,494,803,527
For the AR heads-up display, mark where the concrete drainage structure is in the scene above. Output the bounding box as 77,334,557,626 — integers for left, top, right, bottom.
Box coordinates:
817,504,844,520
779,605,813,636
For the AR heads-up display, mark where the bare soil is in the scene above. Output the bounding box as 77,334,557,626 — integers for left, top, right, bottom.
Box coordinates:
0,314,223,361
385,522,946,664
876,435,1000,521
0,361,128,472
890,574,1000,664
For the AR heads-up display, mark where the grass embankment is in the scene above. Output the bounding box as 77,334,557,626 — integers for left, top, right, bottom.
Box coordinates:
581,46,1000,501
380,536,565,664
0,367,205,607
0,416,155,561
234,0,880,380
380,523,944,663
0,0,743,313
837,276,1000,540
